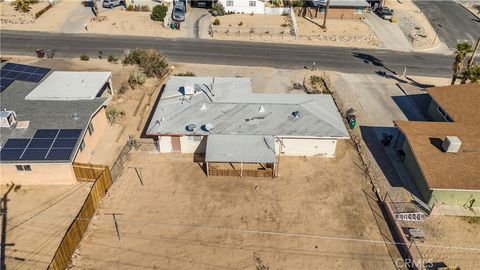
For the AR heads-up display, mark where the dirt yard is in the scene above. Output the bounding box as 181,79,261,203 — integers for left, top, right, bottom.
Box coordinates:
296,17,380,48
2,183,92,269
69,140,396,269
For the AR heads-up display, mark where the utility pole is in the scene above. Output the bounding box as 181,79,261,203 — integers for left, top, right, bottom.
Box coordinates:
322,0,331,29
467,36,480,68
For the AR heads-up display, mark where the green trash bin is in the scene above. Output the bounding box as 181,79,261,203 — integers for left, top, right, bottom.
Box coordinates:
347,115,357,129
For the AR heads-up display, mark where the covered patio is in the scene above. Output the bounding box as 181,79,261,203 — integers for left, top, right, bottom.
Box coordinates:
205,134,278,178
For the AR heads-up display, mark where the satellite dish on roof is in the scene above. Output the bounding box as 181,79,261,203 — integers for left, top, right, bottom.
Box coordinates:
203,123,214,131
186,124,197,132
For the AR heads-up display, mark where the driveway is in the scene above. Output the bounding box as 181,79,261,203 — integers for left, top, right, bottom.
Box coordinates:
414,0,480,49
364,12,413,51
182,7,210,38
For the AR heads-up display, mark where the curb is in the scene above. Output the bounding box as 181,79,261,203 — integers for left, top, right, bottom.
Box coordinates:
458,3,480,20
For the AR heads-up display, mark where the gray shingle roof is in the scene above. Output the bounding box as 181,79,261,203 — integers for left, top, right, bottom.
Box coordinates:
205,135,277,163
0,73,107,163
146,77,349,138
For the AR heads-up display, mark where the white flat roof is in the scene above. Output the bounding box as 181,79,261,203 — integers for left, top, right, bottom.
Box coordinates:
25,71,111,100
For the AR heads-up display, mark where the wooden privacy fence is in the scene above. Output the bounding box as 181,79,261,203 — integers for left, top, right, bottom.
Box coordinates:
48,163,112,270
208,167,274,178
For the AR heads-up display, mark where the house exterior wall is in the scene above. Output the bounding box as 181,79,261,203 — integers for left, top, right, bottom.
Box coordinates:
430,189,480,208
74,107,109,163
220,0,266,14
295,6,366,19
401,141,433,204
180,135,207,153
427,100,449,122
0,163,77,185
278,138,337,157
158,136,173,153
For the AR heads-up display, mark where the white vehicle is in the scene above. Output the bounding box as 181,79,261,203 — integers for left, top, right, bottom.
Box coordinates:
102,0,124,8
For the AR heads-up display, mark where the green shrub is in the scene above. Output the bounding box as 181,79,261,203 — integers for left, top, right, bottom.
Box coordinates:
272,0,282,7
151,4,168,21
11,0,38,13
80,54,89,61
213,18,220,25
292,0,304,7
175,71,196,76
123,49,169,78
106,108,126,124
212,2,225,16
129,69,147,86
108,55,118,63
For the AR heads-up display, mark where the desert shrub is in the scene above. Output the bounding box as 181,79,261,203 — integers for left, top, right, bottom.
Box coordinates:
11,0,38,12
141,5,150,11
123,49,169,78
211,2,225,16
128,135,140,150
127,4,133,11
151,4,168,21
238,21,243,26
272,0,282,7
308,74,332,94
213,18,220,25
133,4,141,11
175,71,196,76
80,54,89,61
292,0,304,7
108,55,118,63
281,23,288,27
106,108,126,124
129,69,147,86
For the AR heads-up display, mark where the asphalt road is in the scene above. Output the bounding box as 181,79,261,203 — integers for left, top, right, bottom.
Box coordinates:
0,30,455,77
414,0,480,49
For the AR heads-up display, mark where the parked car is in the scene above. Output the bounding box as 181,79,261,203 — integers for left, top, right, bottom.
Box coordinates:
375,7,393,20
172,2,186,22
102,0,124,8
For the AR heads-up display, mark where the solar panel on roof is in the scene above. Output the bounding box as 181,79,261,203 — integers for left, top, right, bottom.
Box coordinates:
27,74,44,82
33,129,59,139
46,148,74,160
21,148,48,160
0,78,14,93
0,148,24,160
1,63,50,84
57,129,82,138
13,64,27,71
28,138,54,149
24,66,37,73
3,139,30,149
2,63,15,70
52,139,77,148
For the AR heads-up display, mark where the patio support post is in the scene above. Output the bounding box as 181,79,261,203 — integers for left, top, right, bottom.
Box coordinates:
206,162,209,176
240,162,243,178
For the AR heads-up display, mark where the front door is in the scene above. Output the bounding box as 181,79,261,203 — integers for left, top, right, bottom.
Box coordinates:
171,136,181,152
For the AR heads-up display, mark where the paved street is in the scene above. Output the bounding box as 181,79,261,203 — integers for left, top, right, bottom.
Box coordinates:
0,30,457,77
414,0,480,49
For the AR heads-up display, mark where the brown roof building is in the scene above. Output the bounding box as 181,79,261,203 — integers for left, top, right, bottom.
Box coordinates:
395,83,480,209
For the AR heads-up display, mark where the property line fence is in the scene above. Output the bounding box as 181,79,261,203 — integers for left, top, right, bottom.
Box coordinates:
211,25,294,40
110,142,132,183
264,7,290,15
48,163,113,270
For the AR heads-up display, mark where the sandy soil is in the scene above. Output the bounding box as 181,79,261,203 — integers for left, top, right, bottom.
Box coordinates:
297,17,380,48
71,140,396,269
462,2,480,18
1,1,81,32
389,0,441,50
86,8,186,38
2,183,92,269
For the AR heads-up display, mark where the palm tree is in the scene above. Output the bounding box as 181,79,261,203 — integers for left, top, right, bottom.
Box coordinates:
10,0,37,12
451,42,472,85
460,63,480,84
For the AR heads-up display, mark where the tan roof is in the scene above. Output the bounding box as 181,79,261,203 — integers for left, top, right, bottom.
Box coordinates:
396,121,480,190
426,83,480,123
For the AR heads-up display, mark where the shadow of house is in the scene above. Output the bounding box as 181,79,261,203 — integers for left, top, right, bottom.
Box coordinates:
391,95,428,121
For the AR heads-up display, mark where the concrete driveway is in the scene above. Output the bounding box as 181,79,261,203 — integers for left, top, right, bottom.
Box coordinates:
182,7,210,38
364,12,413,52
414,0,480,49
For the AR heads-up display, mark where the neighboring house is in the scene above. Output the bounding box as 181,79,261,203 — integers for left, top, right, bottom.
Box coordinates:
145,76,349,176
0,63,113,185
394,83,480,209
219,0,266,14
298,0,370,19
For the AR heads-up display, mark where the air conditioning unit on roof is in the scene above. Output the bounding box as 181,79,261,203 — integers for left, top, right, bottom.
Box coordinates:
442,136,462,153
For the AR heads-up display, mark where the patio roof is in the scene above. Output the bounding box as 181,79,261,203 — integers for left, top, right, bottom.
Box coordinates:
205,134,277,163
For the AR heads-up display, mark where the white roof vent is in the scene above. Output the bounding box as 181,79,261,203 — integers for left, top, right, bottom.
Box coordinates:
200,103,206,111
186,124,197,132
258,105,265,113
184,82,195,95
442,136,462,153
203,123,214,131
0,110,16,128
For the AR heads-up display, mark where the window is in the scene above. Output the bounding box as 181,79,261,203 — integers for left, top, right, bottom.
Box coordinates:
354,7,364,14
79,140,86,152
437,106,452,122
249,1,256,7
87,122,94,136
226,0,234,6
15,165,32,171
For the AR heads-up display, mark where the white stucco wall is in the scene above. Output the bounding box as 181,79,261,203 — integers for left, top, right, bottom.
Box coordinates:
180,136,206,153
220,0,265,14
158,136,173,153
278,138,338,157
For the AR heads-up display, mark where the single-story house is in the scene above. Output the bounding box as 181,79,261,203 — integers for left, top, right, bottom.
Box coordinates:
297,0,370,19
219,0,266,14
0,63,113,185
394,83,480,209
145,76,349,177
